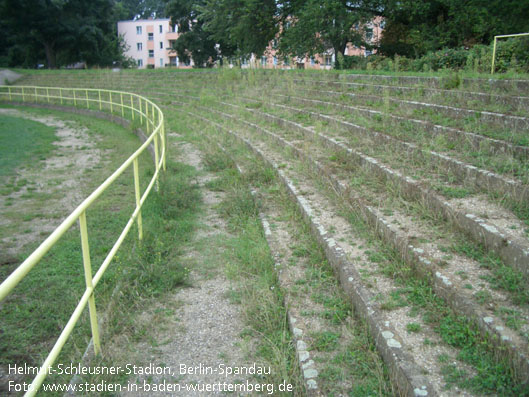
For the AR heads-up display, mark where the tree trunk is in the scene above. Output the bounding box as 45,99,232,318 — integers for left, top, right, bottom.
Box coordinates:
333,46,340,69
43,42,56,69
333,42,347,70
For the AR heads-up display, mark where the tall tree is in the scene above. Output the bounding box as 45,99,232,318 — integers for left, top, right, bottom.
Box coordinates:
164,0,222,66
0,0,127,68
278,0,381,68
380,0,529,57
199,0,278,57
116,0,166,20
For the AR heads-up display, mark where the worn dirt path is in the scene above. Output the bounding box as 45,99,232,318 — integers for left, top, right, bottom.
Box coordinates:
121,136,251,396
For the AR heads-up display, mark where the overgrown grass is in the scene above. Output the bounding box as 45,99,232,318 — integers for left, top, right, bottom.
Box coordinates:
11,67,529,396
214,166,301,394
338,198,526,395
205,122,393,395
452,241,529,307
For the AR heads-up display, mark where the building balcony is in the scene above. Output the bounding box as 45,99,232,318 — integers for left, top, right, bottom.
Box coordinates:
165,31,179,40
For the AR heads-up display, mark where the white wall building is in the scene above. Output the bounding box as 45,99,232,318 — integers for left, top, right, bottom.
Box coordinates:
118,18,192,69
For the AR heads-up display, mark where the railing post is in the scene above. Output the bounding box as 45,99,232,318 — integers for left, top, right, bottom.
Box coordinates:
154,134,160,191
86,89,89,109
139,97,143,125
73,90,77,107
34,87,37,103
162,123,166,171
145,101,149,133
110,92,113,114
133,158,143,240
98,90,102,111
78,211,101,356
60,88,63,105
8,86,11,101
151,105,155,133
22,87,25,102
130,94,134,120
120,93,124,117
46,87,50,103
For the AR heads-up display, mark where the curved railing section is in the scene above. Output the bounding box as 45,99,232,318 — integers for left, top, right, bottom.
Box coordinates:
0,85,166,396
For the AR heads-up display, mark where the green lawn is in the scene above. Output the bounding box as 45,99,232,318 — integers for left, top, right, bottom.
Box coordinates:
0,114,57,180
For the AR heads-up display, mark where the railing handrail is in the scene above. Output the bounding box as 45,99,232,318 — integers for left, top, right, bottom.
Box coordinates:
0,84,166,396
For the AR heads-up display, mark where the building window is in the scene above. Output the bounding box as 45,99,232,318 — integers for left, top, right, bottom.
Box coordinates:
365,28,373,41
365,50,373,57
149,50,154,58
137,43,142,51
310,57,315,65
159,25,163,33
325,55,332,66
283,57,290,66
160,58,163,66
136,26,142,35
148,32,153,41
137,59,143,67
160,41,163,49
261,56,267,66
273,56,277,65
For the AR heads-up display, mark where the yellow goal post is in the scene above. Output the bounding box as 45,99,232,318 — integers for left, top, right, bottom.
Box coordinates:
491,32,529,74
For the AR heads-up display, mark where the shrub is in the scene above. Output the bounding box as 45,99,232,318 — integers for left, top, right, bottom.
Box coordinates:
342,38,529,74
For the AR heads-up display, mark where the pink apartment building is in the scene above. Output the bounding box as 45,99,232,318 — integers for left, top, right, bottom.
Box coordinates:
117,18,193,69
118,17,383,69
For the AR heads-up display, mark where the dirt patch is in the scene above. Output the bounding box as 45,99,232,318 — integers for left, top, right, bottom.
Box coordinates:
0,108,102,256
0,69,21,85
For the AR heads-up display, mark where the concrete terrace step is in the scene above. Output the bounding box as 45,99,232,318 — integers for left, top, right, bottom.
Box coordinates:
184,100,529,388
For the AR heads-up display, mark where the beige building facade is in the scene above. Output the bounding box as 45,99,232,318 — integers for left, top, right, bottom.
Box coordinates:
117,18,193,69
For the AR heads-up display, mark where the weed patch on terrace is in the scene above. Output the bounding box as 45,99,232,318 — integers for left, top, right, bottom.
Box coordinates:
212,155,302,393
218,130,393,396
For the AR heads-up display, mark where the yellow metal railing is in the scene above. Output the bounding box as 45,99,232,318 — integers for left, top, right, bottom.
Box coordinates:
491,32,529,74
0,85,166,396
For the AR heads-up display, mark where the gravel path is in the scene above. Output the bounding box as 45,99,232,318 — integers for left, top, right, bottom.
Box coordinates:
121,138,251,396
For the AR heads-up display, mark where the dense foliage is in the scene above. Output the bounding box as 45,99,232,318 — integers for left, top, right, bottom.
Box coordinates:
2,0,529,70
0,0,157,68
164,0,529,70
380,0,529,58
342,37,529,73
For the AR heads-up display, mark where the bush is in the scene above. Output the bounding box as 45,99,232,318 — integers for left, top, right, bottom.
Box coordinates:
342,38,529,74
